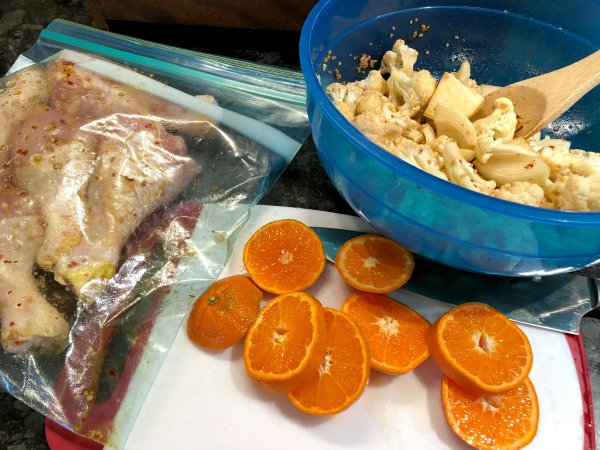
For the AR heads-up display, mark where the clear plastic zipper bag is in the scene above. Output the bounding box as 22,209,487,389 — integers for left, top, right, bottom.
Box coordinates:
0,19,309,448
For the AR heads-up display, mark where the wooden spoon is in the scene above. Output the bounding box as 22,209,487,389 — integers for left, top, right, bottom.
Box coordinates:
472,49,600,138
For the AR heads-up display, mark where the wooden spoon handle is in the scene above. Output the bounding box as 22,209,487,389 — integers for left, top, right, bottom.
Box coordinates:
521,49,600,121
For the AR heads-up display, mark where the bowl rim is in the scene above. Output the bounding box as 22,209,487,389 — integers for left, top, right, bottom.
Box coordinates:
299,0,600,226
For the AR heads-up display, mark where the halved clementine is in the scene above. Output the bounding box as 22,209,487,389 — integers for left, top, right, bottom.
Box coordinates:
287,307,371,415
187,275,263,349
341,292,431,374
442,375,539,450
243,219,326,294
243,291,327,392
428,302,533,395
335,234,414,294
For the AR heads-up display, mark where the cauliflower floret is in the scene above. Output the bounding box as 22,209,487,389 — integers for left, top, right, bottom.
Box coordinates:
379,39,418,75
387,68,437,117
352,93,411,140
357,70,388,94
386,137,448,181
530,135,600,179
492,182,553,208
332,101,354,121
443,141,496,193
378,39,436,117
355,90,389,116
325,82,365,120
473,98,518,162
353,111,388,137
545,172,600,212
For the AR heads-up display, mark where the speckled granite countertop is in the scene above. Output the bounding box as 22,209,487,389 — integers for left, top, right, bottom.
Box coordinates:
1,1,599,449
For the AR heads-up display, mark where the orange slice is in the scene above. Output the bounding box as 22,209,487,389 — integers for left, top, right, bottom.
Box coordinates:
243,291,327,392
335,234,414,294
243,219,326,294
287,307,371,415
428,302,533,395
186,275,263,349
442,375,539,450
341,292,431,374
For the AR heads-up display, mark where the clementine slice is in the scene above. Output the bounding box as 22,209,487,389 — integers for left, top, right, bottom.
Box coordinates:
243,291,327,392
428,302,533,395
335,234,414,294
442,375,539,450
243,219,326,294
187,275,263,350
287,307,371,415
341,292,431,374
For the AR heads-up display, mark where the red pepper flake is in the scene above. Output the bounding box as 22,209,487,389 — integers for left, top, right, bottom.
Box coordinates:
67,261,79,268
31,125,38,130
550,145,555,149
9,322,14,326
2,163,10,169
16,149,28,156
525,160,535,169
108,370,118,378
141,180,147,187
164,288,171,294
16,303,21,307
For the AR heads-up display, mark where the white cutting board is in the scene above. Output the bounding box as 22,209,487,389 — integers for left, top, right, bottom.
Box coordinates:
123,205,589,450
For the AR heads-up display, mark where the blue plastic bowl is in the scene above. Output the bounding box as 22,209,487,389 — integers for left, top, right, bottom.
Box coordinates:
300,0,600,276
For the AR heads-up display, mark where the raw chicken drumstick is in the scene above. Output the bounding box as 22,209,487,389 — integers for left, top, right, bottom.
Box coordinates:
0,183,69,353
52,115,199,302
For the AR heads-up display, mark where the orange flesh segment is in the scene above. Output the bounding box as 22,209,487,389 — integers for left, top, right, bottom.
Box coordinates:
287,307,371,415
243,219,326,294
442,375,539,450
243,291,327,392
429,302,533,394
335,234,414,294
342,292,430,374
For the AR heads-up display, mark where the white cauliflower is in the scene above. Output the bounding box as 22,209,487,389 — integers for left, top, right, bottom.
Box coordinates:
473,98,519,162
357,70,388,94
325,82,365,120
379,39,436,117
352,92,411,140
379,39,418,75
443,141,496,193
545,173,600,212
492,182,553,208
387,137,448,181
530,134,600,179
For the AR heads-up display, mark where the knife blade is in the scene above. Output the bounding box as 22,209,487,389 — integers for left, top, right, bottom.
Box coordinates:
312,226,600,335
